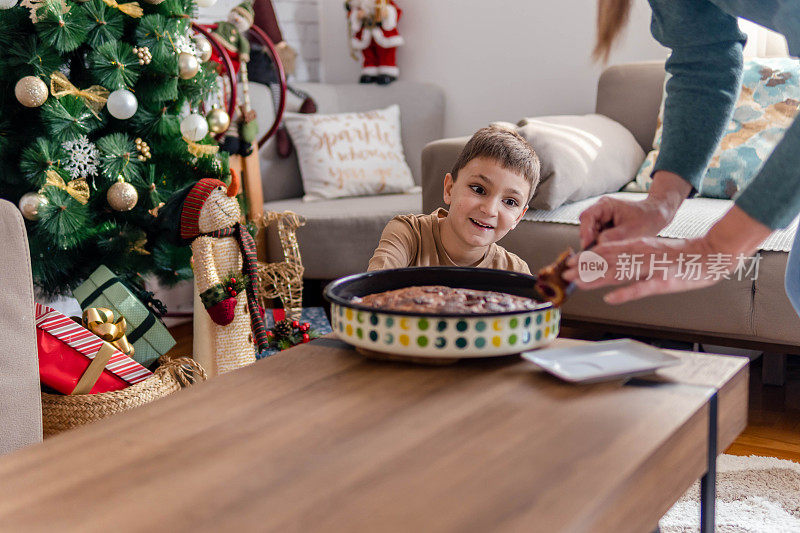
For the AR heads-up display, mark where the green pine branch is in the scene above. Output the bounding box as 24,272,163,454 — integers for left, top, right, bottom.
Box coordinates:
97,132,145,183
130,101,181,138
6,34,64,78
36,4,91,53
135,14,182,66
135,71,179,103
36,186,92,249
154,0,196,19
41,94,105,143
19,137,72,188
82,0,125,49
152,239,193,285
88,41,141,90
178,62,216,104
0,8,33,51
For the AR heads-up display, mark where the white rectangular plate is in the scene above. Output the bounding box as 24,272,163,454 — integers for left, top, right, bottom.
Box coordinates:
521,339,682,383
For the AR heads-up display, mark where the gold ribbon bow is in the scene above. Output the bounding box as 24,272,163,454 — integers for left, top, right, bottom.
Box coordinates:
182,136,220,158
41,170,90,205
100,0,142,18
82,307,135,358
50,72,110,119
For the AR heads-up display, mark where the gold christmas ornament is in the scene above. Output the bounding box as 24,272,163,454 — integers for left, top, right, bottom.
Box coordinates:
206,107,231,134
107,177,138,211
15,76,48,108
18,191,47,221
177,52,200,80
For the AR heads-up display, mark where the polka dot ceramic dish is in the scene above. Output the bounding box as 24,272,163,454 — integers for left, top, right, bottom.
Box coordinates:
324,267,560,360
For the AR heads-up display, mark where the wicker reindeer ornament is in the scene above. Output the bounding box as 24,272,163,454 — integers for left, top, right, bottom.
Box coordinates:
159,178,269,374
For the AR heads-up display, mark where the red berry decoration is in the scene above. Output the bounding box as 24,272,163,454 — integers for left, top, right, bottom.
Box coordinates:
230,289,237,296
230,277,236,284
302,333,310,343
299,323,309,332
266,330,274,338
291,320,300,329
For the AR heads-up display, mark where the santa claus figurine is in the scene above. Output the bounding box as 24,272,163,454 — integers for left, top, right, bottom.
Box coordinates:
346,0,404,85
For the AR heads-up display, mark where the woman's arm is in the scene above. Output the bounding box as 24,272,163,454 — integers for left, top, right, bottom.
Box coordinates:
579,0,746,246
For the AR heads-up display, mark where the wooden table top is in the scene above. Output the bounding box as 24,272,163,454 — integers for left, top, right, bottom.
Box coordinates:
0,336,748,533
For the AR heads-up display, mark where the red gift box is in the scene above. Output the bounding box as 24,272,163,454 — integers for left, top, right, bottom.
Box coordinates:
35,304,153,395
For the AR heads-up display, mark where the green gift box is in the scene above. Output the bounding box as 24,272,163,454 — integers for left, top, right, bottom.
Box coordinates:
73,265,176,368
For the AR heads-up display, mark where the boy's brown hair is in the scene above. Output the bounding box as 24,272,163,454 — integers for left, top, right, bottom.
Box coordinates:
450,125,541,203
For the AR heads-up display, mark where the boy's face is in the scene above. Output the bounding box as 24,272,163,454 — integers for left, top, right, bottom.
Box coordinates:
443,157,530,250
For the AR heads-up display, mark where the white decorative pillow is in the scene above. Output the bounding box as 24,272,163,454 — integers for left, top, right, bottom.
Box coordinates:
282,104,417,202
515,114,645,210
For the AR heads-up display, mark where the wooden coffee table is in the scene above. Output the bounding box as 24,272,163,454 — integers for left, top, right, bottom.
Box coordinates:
0,336,747,532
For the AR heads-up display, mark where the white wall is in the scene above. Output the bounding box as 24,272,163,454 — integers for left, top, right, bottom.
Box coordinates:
319,0,668,137
273,0,321,81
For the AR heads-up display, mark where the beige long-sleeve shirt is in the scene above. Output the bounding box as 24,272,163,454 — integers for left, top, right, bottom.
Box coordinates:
368,209,530,274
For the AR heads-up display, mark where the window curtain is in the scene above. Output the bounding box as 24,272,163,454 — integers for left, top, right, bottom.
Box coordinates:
739,19,789,58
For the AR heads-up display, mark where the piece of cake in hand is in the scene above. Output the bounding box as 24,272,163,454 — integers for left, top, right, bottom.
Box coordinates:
535,248,576,307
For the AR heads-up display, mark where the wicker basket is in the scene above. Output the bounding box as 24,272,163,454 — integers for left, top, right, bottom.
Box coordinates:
41,356,206,437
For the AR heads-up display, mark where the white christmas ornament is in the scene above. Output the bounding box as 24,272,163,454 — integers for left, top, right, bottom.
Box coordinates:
0,0,18,8
107,89,138,120
193,34,213,62
180,113,209,142
62,135,99,179
178,52,200,79
18,192,46,221
195,0,216,7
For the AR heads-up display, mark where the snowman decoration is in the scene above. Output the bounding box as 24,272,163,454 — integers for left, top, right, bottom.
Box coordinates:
160,177,269,375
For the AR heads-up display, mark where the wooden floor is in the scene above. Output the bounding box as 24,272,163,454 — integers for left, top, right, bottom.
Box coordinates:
167,320,800,462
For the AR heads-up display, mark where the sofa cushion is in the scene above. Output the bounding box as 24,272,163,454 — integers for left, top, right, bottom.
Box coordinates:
515,114,645,210
633,57,800,198
263,192,421,279
253,81,445,203
283,104,417,201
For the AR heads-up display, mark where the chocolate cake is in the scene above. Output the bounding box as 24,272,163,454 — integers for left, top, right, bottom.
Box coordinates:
351,285,541,314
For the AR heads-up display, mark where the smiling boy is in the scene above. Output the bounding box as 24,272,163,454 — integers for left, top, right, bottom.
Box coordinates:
368,125,540,273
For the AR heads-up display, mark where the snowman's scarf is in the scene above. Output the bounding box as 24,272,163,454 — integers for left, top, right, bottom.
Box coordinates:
203,223,269,352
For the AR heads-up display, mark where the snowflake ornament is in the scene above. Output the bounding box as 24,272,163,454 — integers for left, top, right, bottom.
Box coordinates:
62,136,100,180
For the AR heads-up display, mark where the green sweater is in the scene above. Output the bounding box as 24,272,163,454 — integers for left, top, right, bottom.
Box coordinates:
649,0,800,229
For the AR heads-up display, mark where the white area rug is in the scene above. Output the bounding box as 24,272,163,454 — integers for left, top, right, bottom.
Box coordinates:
524,193,799,252
660,454,800,532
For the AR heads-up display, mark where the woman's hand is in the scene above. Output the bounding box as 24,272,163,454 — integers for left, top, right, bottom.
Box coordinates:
564,205,773,304
578,171,693,248
564,236,724,304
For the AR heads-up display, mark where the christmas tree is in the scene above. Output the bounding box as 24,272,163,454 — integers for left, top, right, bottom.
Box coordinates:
0,0,230,297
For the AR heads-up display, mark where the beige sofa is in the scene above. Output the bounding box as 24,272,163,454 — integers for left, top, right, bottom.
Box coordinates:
0,199,43,454
421,61,800,355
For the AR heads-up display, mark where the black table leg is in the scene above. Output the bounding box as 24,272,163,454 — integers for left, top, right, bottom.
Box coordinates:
700,392,718,533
